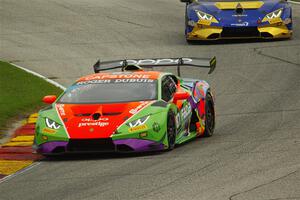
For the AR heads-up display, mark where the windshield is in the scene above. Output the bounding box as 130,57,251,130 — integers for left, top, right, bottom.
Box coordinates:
58,79,157,104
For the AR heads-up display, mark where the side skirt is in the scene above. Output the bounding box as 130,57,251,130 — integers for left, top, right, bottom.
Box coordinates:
175,130,197,145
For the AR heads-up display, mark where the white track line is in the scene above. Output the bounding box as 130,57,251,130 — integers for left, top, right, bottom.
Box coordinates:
0,162,41,184
288,0,300,5
9,63,66,90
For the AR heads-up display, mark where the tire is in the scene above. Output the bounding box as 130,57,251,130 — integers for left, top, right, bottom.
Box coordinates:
185,5,198,45
186,39,197,45
203,93,215,137
167,111,176,150
185,5,193,44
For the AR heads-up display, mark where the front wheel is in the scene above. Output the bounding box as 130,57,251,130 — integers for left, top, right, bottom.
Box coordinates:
203,93,215,137
167,111,176,150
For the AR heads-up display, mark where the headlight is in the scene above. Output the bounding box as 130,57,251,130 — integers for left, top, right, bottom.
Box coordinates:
45,118,61,129
263,9,283,22
127,115,150,128
196,10,218,23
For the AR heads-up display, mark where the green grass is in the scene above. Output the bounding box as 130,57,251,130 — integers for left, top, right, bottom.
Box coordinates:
0,61,63,130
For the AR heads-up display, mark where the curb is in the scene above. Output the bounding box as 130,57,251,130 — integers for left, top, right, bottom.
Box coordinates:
0,63,66,181
0,113,42,179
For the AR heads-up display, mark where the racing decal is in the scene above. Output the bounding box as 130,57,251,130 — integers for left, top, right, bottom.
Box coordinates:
181,103,192,120
193,81,209,103
232,14,248,17
268,18,282,24
190,81,211,135
56,101,153,139
77,80,111,85
78,121,109,128
124,58,193,66
57,104,66,116
81,118,109,122
129,101,150,115
42,128,57,134
176,103,192,131
78,72,160,82
230,22,249,27
128,124,148,133
114,79,153,83
77,79,154,85
55,104,70,139
198,19,212,26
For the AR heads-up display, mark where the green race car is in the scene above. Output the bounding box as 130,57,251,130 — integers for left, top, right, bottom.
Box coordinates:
34,57,216,155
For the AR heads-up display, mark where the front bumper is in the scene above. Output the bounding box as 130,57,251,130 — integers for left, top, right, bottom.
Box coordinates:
187,24,292,40
36,139,165,155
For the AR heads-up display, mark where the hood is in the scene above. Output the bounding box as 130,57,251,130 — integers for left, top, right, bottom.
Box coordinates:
55,101,153,139
189,0,283,27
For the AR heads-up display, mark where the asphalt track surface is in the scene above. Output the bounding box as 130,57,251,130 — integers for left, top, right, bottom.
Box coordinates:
1,1,300,200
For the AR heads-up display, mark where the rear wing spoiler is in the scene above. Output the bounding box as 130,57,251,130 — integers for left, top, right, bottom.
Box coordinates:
93,57,216,76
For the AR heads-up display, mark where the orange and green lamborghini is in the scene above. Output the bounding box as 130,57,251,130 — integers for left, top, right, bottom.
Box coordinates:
34,57,216,155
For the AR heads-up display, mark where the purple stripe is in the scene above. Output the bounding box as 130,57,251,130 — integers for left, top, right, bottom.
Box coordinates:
37,141,68,154
188,96,197,109
113,139,164,152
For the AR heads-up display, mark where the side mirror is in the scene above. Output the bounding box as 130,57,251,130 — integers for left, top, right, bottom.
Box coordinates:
43,95,57,104
173,92,190,104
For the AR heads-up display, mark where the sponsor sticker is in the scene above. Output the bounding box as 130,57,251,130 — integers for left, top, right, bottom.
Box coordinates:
129,101,150,115
124,58,193,66
128,124,148,133
269,18,282,24
78,122,109,128
82,74,151,81
181,103,192,120
57,104,66,116
42,128,57,134
230,22,249,26
232,14,248,17
198,20,211,26
77,78,154,85
81,118,109,122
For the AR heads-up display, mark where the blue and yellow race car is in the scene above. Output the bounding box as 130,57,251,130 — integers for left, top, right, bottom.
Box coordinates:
180,0,293,42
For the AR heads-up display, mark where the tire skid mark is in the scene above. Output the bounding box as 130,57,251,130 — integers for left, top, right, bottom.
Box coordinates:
228,169,300,200
218,108,300,117
254,48,300,67
135,161,217,199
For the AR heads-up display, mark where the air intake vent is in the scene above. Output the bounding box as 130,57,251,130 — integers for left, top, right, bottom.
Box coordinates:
67,139,115,152
102,112,122,116
74,113,91,117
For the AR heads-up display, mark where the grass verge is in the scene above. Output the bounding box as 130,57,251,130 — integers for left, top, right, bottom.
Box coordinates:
0,61,63,131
